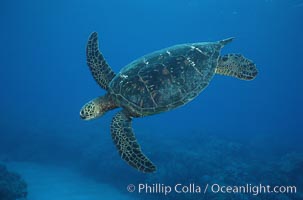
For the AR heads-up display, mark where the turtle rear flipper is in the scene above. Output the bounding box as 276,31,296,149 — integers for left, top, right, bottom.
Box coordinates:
86,32,115,90
216,54,258,80
110,110,156,173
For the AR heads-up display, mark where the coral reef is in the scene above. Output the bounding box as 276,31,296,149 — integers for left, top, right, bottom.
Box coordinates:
0,163,27,200
79,131,303,200
144,133,303,200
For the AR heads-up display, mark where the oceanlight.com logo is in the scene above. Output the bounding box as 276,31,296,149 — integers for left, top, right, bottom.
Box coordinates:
126,183,297,196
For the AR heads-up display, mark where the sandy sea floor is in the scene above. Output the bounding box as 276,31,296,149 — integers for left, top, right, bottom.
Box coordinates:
6,162,135,200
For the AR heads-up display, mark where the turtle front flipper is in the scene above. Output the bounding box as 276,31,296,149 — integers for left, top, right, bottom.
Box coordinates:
110,110,156,173
86,32,116,90
216,54,258,80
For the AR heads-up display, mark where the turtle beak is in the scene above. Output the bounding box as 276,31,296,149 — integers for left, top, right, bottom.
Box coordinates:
80,110,87,120
79,106,93,120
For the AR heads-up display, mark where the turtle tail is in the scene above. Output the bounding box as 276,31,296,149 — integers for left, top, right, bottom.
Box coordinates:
216,54,258,81
219,37,235,46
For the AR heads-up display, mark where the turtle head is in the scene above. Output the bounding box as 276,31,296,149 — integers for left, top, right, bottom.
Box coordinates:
80,98,104,120
80,95,117,120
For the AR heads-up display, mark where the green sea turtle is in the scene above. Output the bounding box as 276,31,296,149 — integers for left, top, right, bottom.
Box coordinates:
80,32,258,173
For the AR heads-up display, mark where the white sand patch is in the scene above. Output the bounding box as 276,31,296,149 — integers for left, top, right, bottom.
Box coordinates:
6,162,135,200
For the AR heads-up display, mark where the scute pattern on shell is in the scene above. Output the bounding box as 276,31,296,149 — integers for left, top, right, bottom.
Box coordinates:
109,41,223,116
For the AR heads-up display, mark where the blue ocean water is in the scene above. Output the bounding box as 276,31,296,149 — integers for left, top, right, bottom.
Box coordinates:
0,0,302,199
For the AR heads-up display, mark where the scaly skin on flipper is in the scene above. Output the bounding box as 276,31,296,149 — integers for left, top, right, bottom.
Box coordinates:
216,54,258,80
110,110,156,173
86,32,116,90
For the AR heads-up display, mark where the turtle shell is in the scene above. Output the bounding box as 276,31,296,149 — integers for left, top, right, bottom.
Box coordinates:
109,41,223,116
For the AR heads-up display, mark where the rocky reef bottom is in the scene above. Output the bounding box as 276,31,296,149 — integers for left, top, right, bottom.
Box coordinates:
0,163,27,200
80,132,303,200
1,130,301,200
